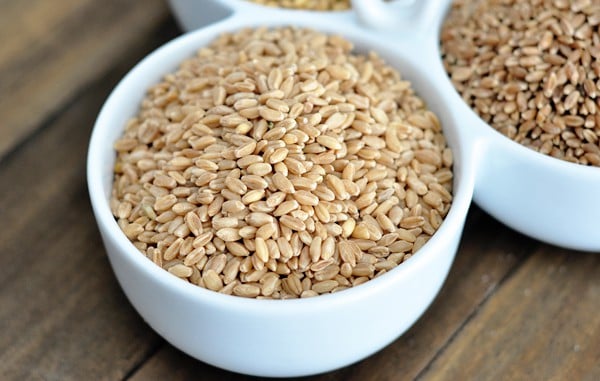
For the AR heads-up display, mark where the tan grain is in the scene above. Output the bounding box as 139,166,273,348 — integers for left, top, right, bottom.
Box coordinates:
168,264,193,278
216,228,241,242
247,0,350,10
233,284,261,298
203,269,223,291
293,190,319,206
312,280,338,293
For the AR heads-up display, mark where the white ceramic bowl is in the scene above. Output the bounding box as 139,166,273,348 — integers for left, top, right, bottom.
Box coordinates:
87,0,600,377
87,3,475,377
167,0,355,31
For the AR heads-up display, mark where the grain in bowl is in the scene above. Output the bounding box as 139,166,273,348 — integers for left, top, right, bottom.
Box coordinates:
246,0,350,10
441,0,600,166
111,26,453,299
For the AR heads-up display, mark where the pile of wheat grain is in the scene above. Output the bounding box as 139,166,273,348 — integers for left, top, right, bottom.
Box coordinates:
111,27,453,299
442,0,600,166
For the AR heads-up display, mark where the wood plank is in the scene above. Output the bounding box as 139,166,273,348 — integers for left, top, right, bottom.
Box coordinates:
128,208,537,380
419,247,600,381
0,18,180,381
0,0,170,158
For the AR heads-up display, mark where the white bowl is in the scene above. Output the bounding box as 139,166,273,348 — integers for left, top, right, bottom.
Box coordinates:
87,7,474,378
87,0,600,377
167,0,355,31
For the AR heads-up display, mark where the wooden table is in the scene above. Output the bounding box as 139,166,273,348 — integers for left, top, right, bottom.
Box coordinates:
1,1,598,380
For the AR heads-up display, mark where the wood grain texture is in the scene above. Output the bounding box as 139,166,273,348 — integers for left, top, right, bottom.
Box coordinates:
420,247,600,381
0,0,169,158
0,79,160,381
0,8,179,380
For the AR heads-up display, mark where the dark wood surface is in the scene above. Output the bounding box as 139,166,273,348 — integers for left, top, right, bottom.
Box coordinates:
1,1,598,380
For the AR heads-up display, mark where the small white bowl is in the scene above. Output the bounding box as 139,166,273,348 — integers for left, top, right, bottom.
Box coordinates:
168,0,355,31
87,7,473,378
